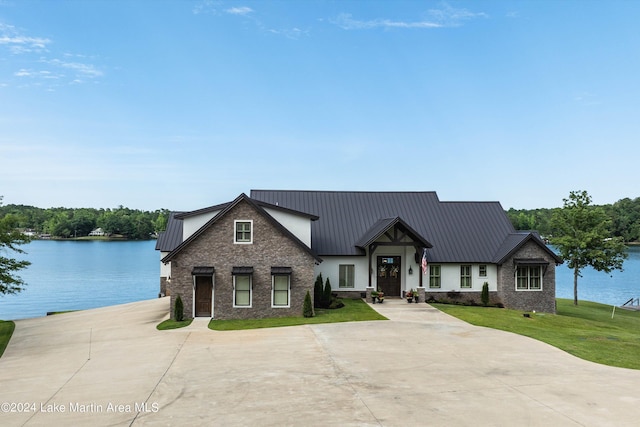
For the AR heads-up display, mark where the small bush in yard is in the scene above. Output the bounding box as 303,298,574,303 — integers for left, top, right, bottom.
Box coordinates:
303,290,314,318
175,295,184,321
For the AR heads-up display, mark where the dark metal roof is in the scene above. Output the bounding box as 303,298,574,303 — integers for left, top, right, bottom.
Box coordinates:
250,190,542,263
232,266,254,274
493,232,563,265
192,266,215,275
155,211,184,251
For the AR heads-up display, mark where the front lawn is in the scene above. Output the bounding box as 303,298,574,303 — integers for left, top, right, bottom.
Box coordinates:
157,318,193,330
0,320,15,358
433,298,640,369
209,298,387,331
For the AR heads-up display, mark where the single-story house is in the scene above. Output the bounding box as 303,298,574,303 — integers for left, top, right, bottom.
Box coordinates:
156,190,562,320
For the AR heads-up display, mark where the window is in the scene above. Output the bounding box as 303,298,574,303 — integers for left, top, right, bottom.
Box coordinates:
234,275,252,307
460,265,472,288
516,266,542,290
272,275,290,307
234,220,252,244
339,264,355,288
429,265,441,289
479,265,487,277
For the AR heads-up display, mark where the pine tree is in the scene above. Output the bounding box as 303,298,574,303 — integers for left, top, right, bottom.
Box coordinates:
174,295,184,321
481,282,489,306
314,273,323,308
303,290,314,318
322,277,332,309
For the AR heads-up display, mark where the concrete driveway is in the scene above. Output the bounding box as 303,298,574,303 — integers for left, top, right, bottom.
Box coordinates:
1,298,640,426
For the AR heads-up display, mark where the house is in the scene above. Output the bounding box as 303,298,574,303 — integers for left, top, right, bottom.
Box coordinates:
89,228,106,236
156,190,562,320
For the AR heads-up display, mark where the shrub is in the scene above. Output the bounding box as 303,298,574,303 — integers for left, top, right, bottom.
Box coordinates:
303,290,314,318
329,298,345,309
322,278,332,309
174,295,184,321
481,282,490,306
314,273,323,308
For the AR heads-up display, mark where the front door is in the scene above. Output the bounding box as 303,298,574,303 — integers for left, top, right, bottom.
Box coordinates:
195,276,213,317
377,256,401,296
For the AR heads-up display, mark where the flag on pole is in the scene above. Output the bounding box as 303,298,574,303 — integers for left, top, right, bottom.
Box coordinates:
421,248,428,275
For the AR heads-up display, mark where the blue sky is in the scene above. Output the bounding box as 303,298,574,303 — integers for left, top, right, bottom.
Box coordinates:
1,1,639,211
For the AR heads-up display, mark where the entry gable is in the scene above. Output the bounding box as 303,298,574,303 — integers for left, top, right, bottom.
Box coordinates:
355,217,433,250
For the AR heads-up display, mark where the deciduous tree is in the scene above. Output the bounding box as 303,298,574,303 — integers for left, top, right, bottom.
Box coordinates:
551,190,627,305
0,197,31,295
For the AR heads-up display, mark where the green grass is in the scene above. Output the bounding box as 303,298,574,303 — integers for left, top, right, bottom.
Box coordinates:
0,320,16,358
209,298,387,331
433,299,640,369
156,318,193,330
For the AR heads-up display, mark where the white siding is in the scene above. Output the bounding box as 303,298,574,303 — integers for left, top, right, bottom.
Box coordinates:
160,252,171,278
183,210,220,240
262,207,312,247
430,264,498,291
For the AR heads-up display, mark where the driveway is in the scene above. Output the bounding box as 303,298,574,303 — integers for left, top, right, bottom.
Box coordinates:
1,298,640,426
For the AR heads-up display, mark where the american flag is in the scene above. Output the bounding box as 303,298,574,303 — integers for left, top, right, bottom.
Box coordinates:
421,248,428,275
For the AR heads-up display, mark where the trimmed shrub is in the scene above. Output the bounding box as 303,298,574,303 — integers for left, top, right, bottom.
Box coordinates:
481,282,490,306
174,295,184,321
314,273,323,308
322,278,332,309
303,290,314,318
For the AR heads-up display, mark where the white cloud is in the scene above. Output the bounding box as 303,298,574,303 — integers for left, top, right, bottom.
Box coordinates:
0,23,51,53
332,3,487,30
225,6,253,16
47,59,103,78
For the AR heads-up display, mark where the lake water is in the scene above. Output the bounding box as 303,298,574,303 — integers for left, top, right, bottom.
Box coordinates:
1,241,639,320
0,240,159,320
555,245,640,306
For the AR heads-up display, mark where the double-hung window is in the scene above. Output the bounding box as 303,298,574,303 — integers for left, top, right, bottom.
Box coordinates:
339,264,355,288
460,265,472,288
272,275,290,307
233,273,252,307
429,265,441,289
234,220,253,244
516,266,542,290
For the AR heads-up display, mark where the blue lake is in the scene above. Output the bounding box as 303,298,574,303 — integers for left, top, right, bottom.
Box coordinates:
0,240,159,320
1,241,639,320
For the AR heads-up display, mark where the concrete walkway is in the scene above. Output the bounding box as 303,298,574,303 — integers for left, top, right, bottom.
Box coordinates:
1,298,640,426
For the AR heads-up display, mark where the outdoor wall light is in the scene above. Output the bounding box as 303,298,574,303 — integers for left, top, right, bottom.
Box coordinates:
408,266,413,275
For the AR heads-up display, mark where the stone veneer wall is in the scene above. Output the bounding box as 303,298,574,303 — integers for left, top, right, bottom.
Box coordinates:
168,200,316,320
496,240,557,314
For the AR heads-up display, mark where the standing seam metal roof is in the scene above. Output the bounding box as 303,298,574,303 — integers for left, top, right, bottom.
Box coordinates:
249,190,522,263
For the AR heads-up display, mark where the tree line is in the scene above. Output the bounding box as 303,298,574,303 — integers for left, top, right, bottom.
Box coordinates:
507,196,640,243
0,204,169,240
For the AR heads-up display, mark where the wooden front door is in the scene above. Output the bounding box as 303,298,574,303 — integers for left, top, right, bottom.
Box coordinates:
377,256,401,296
195,276,213,317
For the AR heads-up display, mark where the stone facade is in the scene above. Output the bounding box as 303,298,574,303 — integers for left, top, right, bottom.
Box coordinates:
496,240,557,313
168,200,316,320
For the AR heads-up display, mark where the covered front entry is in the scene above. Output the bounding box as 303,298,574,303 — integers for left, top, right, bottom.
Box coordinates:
377,256,401,296
194,275,213,317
